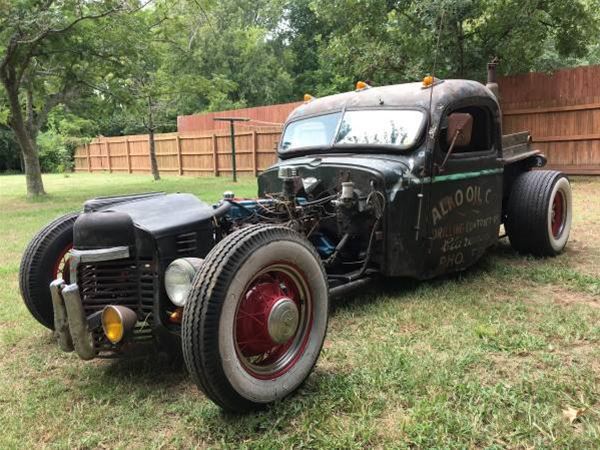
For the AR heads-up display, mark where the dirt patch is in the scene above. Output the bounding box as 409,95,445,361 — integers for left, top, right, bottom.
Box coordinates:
376,406,411,442
554,340,600,374
472,352,536,385
536,285,599,309
563,239,600,278
566,179,600,277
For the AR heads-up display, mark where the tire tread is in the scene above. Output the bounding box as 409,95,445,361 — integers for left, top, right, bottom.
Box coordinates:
19,212,78,329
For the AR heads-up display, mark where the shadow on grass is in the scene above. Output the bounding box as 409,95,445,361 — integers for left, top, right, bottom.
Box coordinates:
99,344,187,388
329,237,525,314
100,238,524,382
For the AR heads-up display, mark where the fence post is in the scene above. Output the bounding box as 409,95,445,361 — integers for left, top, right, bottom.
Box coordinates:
176,135,183,175
212,133,219,176
252,130,258,176
125,137,132,173
105,140,112,173
86,143,92,172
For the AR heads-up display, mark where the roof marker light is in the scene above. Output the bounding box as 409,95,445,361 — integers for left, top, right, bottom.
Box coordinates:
355,81,371,91
304,93,314,102
422,76,435,87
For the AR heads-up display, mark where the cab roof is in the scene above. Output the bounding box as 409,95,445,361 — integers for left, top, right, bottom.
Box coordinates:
287,79,498,122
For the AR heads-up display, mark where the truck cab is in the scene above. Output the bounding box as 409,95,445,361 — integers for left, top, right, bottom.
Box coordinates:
260,79,507,279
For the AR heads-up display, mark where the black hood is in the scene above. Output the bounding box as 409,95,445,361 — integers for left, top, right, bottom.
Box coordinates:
102,193,215,239
73,193,217,251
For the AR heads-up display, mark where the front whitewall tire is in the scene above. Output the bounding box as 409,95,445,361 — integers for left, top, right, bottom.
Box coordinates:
182,225,329,412
218,240,328,403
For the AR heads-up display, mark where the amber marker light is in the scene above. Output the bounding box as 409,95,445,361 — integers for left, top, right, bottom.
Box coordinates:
355,81,370,91
422,75,434,87
304,93,314,102
169,307,183,324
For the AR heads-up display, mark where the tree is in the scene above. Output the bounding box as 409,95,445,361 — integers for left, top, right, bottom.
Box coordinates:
0,0,139,196
154,0,295,112
306,0,599,92
95,0,213,180
4,0,596,189
278,0,331,96
0,125,20,171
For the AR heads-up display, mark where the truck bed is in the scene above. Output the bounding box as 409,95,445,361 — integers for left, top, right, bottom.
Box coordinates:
501,131,541,164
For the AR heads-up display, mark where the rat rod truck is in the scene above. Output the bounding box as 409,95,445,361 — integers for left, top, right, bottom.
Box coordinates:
20,66,572,412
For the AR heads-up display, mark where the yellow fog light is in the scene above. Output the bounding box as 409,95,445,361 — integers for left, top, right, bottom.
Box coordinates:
101,305,138,344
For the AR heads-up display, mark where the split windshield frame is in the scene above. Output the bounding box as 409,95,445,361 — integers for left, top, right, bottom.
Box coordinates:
278,106,428,157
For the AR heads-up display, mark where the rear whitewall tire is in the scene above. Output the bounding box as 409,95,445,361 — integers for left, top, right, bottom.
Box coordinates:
546,176,572,253
506,170,572,256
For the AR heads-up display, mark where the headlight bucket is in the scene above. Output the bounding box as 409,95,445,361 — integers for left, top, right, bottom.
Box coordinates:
164,257,203,307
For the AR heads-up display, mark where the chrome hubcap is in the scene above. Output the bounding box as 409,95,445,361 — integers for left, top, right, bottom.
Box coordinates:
267,298,299,344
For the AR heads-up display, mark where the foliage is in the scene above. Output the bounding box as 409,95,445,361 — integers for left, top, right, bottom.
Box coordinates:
36,126,89,174
305,0,599,92
0,125,19,172
36,131,71,173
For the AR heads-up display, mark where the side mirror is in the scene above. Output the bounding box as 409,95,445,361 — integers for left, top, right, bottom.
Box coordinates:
446,112,473,147
439,113,474,173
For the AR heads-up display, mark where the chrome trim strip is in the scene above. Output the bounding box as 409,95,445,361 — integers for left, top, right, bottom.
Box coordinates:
69,246,130,282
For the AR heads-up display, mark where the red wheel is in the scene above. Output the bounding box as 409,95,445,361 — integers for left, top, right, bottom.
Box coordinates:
52,244,73,282
182,225,328,412
551,190,566,238
235,264,313,379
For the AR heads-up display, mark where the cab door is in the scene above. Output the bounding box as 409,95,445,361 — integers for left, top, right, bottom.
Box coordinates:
424,103,503,277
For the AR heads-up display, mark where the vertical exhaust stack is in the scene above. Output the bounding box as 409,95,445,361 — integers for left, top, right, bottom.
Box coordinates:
486,59,500,100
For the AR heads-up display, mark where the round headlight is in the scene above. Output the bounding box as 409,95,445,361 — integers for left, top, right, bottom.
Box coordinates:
165,258,203,307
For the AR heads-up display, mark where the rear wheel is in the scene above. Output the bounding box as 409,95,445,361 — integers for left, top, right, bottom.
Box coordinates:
19,213,78,329
182,225,329,412
506,170,572,256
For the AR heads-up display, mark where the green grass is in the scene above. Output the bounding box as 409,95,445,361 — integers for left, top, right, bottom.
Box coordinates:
1,173,599,449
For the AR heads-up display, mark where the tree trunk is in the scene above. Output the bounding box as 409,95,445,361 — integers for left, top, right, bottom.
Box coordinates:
148,128,160,181
147,96,160,181
4,82,46,196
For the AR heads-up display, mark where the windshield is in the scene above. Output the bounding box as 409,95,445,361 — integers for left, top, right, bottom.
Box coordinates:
280,109,424,152
280,112,341,151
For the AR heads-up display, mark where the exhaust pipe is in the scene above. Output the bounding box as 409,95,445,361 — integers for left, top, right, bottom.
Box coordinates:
50,279,74,352
486,59,500,100
62,284,97,360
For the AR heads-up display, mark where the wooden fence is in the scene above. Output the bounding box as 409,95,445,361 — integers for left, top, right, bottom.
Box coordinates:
499,65,600,175
75,65,600,176
177,102,301,133
74,128,281,176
